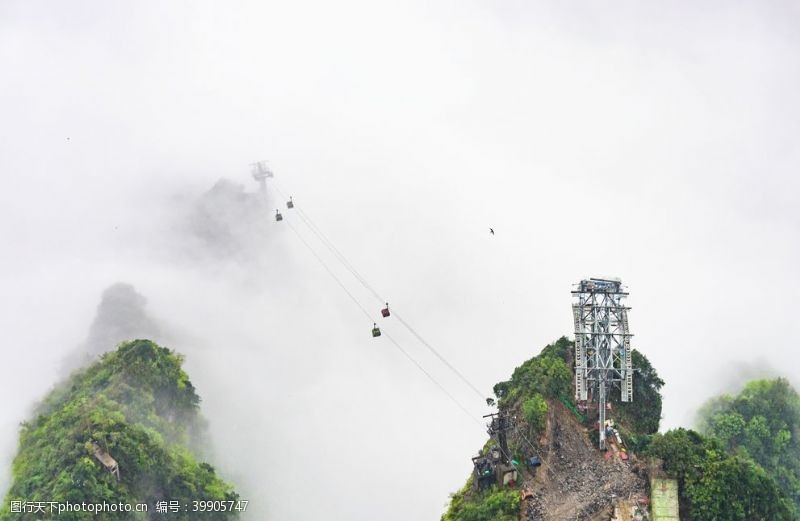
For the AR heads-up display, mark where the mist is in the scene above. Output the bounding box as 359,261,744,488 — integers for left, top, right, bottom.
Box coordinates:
2,1,800,519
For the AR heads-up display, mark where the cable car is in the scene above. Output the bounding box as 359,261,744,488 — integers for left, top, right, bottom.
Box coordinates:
372,323,381,337
381,303,390,317
286,196,294,209
275,209,283,221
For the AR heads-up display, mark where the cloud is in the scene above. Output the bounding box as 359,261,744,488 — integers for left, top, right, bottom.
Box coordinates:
1,1,799,519
61,282,163,372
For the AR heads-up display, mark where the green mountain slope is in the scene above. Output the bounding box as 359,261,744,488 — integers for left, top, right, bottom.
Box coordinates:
0,340,239,521
443,337,798,521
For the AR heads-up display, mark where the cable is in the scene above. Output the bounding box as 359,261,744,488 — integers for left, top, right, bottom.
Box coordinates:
272,181,487,402
393,311,486,401
273,183,385,303
270,184,567,495
273,182,528,469
298,206,384,303
281,212,480,426
384,332,482,428
512,420,569,490
284,219,374,323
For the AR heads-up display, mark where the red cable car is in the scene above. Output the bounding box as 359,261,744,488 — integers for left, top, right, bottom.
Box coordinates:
381,303,390,317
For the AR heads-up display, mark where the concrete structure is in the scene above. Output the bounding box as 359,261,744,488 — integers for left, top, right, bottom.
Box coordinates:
650,478,680,521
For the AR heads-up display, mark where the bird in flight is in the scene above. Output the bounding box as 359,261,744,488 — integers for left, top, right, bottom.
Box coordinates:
489,228,494,235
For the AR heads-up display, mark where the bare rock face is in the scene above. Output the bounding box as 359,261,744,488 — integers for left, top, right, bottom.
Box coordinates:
518,401,649,521
62,283,161,371
186,178,270,259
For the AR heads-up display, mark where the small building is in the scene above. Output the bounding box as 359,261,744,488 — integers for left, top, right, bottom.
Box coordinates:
92,441,120,480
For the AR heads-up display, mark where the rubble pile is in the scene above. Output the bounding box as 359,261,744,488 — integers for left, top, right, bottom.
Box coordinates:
518,402,648,520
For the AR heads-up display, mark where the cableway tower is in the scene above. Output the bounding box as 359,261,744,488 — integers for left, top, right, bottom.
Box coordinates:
250,160,274,196
572,278,634,450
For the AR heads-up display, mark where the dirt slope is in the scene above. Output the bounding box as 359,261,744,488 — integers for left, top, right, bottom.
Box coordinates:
515,401,648,520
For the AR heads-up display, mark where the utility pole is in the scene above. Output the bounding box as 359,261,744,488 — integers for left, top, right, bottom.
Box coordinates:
484,411,514,461
572,278,634,450
475,410,520,487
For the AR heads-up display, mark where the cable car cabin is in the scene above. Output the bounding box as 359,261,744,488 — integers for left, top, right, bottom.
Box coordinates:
287,197,294,209
372,324,381,337
381,303,390,317
275,210,283,221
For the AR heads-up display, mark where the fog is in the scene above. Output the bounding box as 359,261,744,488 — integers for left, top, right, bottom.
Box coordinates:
2,1,799,519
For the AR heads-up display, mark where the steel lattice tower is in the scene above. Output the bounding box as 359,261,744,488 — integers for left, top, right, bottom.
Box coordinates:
572,278,634,450
250,160,274,196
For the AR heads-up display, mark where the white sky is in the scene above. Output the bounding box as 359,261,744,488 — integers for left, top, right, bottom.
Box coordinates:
1,1,799,520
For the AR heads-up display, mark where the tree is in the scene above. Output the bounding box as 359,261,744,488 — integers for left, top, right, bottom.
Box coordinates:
522,394,548,432
493,338,572,407
696,378,800,511
647,428,796,520
611,350,664,434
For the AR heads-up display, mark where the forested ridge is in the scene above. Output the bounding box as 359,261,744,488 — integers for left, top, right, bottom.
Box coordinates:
0,340,239,520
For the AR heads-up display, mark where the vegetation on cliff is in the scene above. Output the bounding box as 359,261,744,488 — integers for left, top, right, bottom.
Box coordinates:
644,377,800,520
696,378,800,510
444,337,799,521
647,427,795,520
443,480,520,521
0,340,239,521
